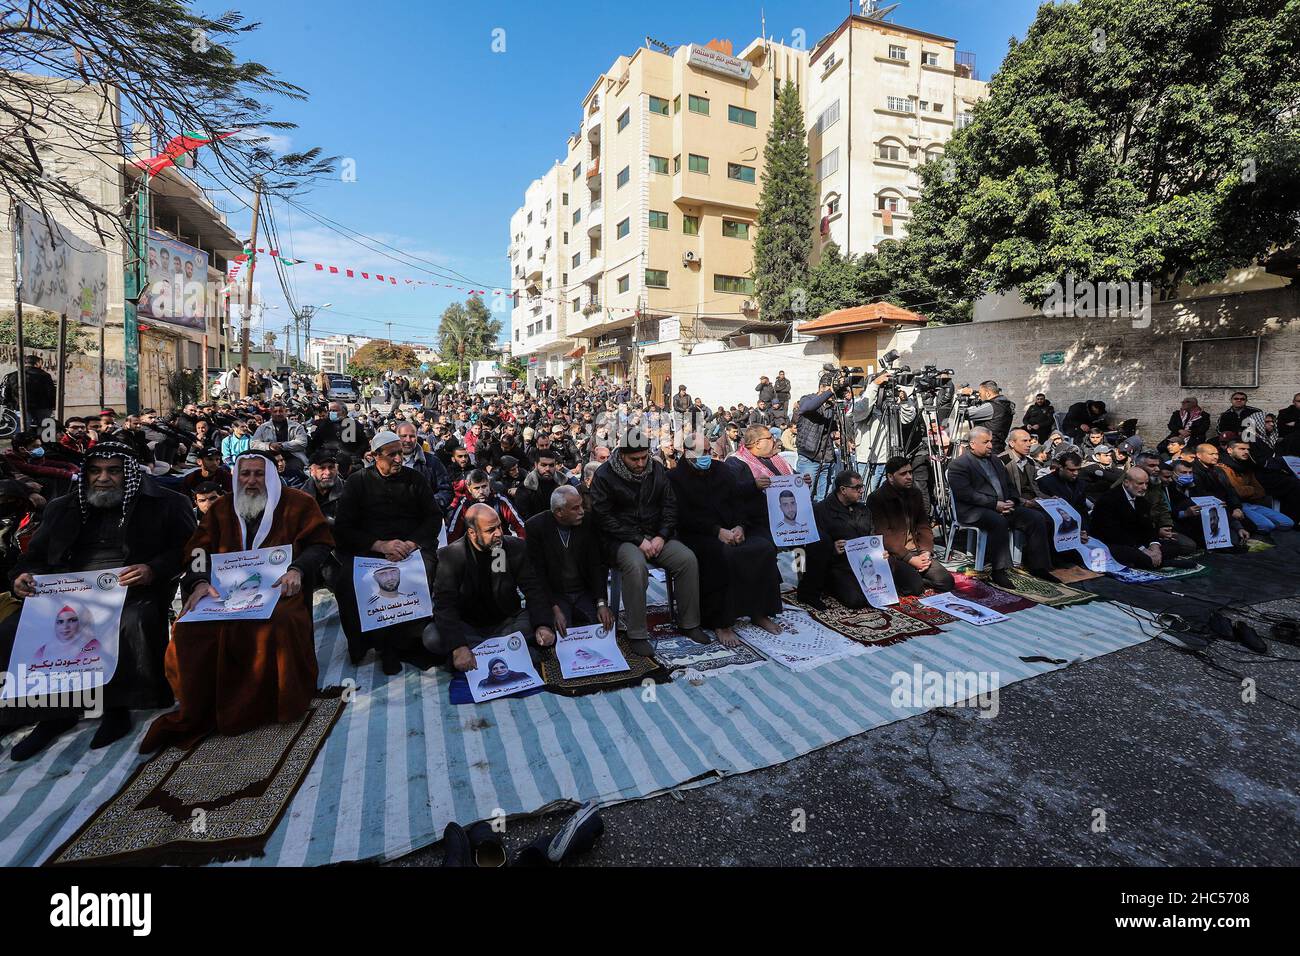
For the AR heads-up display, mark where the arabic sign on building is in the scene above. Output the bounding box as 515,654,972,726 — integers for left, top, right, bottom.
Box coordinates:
688,44,753,81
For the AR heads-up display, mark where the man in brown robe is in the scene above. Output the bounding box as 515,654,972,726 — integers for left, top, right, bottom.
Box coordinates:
140,453,333,753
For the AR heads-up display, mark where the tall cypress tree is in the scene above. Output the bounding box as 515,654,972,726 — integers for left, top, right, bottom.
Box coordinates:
752,80,816,326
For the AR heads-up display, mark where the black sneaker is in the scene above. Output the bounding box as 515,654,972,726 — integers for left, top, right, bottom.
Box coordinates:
1232,621,1268,655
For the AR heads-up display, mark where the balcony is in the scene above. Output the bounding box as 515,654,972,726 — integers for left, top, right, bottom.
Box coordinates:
587,202,603,236
526,264,542,282
586,157,601,193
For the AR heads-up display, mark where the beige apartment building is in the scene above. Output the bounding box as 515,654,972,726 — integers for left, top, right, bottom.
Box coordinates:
509,37,806,392
806,14,988,258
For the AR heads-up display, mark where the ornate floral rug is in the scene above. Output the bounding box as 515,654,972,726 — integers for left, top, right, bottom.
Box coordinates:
781,594,942,648
977,569,1098,608
45,689,346,866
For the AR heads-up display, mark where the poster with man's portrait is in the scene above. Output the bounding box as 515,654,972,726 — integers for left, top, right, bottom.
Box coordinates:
844,535,899,608
919,592,1007,626
1037,496,1083,551
353,550,433,633
555,623,629,679
765,474,819,547
2,568,128,700
182,546,287,622
1193,496,1233,550
467,632,543,703
140,230,208,331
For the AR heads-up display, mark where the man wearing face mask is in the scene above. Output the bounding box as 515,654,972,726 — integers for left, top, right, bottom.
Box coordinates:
1167,458,1249,550
668,442,782,648
4,442,195,760
307,400,369,473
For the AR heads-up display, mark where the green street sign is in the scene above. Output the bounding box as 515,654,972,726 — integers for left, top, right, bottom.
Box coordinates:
1040,351,1065,366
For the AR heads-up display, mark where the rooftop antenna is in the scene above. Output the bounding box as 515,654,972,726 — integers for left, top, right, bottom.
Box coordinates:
861,0,901,19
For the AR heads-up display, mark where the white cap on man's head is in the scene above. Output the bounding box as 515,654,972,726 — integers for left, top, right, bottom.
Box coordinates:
370,430,401,452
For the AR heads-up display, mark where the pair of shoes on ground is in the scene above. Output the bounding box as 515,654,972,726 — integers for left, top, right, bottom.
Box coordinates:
441,800,604,868
10,709,133,761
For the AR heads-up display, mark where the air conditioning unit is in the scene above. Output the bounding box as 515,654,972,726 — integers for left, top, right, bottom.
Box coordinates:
682,250,700,265
742,299,757,312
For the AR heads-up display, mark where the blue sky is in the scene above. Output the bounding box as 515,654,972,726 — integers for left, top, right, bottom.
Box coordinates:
214,0,1044,353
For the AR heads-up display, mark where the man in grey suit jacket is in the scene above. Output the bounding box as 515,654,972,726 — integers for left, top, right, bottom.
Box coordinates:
948,427,1055,588
251,402,310,470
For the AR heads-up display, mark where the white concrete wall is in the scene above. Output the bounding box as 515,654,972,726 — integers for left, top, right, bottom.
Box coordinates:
885,286,1300,436
673,337,838,410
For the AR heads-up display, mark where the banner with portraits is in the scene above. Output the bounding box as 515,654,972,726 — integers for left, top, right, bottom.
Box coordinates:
1037,497,1083,552
353,550,433,633
139,230,208,331
467,632,543,703
2,568,127,700
555,624,629,679
1193,496,1233,550
844,535,898,608
764,474,819,547
181,546,288,622
17,201,108,327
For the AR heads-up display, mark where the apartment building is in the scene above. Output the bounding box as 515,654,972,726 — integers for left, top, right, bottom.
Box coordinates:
806,13,989,258
509,37,806,392
507,162,574,386
308,333,372,374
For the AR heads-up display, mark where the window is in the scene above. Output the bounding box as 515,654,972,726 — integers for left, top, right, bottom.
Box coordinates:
645,269,668,288
617,108,630,131
546,316,552,330
688,154,709,174
572,298,581,311
688,94,710,115
727,162,756,183
649,155,669,174
648,94,669,115
545,200,552,212
649,210,669,230
922,51,939,66
683,214,699,235
878,194,901,212
728,105,757,127
888,44,908,61
673,94,681,113
887,96,914,113
526,211,532,224
526,247,533,259
563,193,568,205
563,231,569,244
573,162,582,180
918,100,929,112
572,252,581,267
957,111,974,130
617,165,630,188
673,154,681,174
714,274,755,295
573,209,581,225
515,329,520,341
562,272,568,285
616,218,630,239
878,143,901,161
823,52,838,72
617,274,630,294
722,219,750,239
932,102,944,113
813,99,840,134
816,149,839,181
827,196,840,215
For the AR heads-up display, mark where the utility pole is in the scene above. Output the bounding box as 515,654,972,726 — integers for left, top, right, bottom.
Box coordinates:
241,176,263,398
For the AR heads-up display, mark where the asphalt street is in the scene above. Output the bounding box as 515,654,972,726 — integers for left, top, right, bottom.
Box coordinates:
391,534,1300,867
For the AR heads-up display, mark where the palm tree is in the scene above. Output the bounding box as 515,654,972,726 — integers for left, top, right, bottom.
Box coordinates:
438,302,471,381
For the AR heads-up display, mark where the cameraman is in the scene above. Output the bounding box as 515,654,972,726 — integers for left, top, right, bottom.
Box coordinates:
794,374,843,500
850,370,914,493
961,380,1015,455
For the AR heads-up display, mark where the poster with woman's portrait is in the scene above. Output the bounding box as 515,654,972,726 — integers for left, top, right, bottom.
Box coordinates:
556,624,628,679
2,568,128,700
181,546,287,622
844,535,899,608
467,632,543,703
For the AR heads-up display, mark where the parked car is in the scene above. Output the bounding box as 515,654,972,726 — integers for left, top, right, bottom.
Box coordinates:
325,373,359,403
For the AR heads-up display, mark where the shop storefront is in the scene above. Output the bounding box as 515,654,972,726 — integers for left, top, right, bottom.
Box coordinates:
584,334,631,384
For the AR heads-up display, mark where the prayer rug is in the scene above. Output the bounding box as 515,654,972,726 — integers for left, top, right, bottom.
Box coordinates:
950,573,1037,614
652,634,767,679
781,595,942,648
45,690,346,866
1146,562,1209,580
978,569,1097,608
1050,567,1104,585
894,594,960,627
538,635,671,697
735,609,869,672
1246,538,1274,553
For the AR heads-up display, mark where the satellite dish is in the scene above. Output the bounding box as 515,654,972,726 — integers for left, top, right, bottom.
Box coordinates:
862,1,901,20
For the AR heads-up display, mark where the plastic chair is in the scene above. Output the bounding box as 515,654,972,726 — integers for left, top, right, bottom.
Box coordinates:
942,486,988,571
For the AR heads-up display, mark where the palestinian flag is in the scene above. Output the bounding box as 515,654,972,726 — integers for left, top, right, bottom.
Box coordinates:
134,130,237,176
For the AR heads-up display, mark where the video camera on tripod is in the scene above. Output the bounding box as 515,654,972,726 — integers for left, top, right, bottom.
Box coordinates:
879,350,954,398
819,363,866,393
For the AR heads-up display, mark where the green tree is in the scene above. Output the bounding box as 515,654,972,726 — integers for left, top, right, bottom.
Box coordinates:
903,0,1300,311
465,295,503,356
0,310,96,353
753,80,816,325
437,302,471,381
346,339,420,377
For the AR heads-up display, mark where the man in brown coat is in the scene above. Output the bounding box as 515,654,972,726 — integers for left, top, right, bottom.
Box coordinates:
866,456,954,596
141,453,334,753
